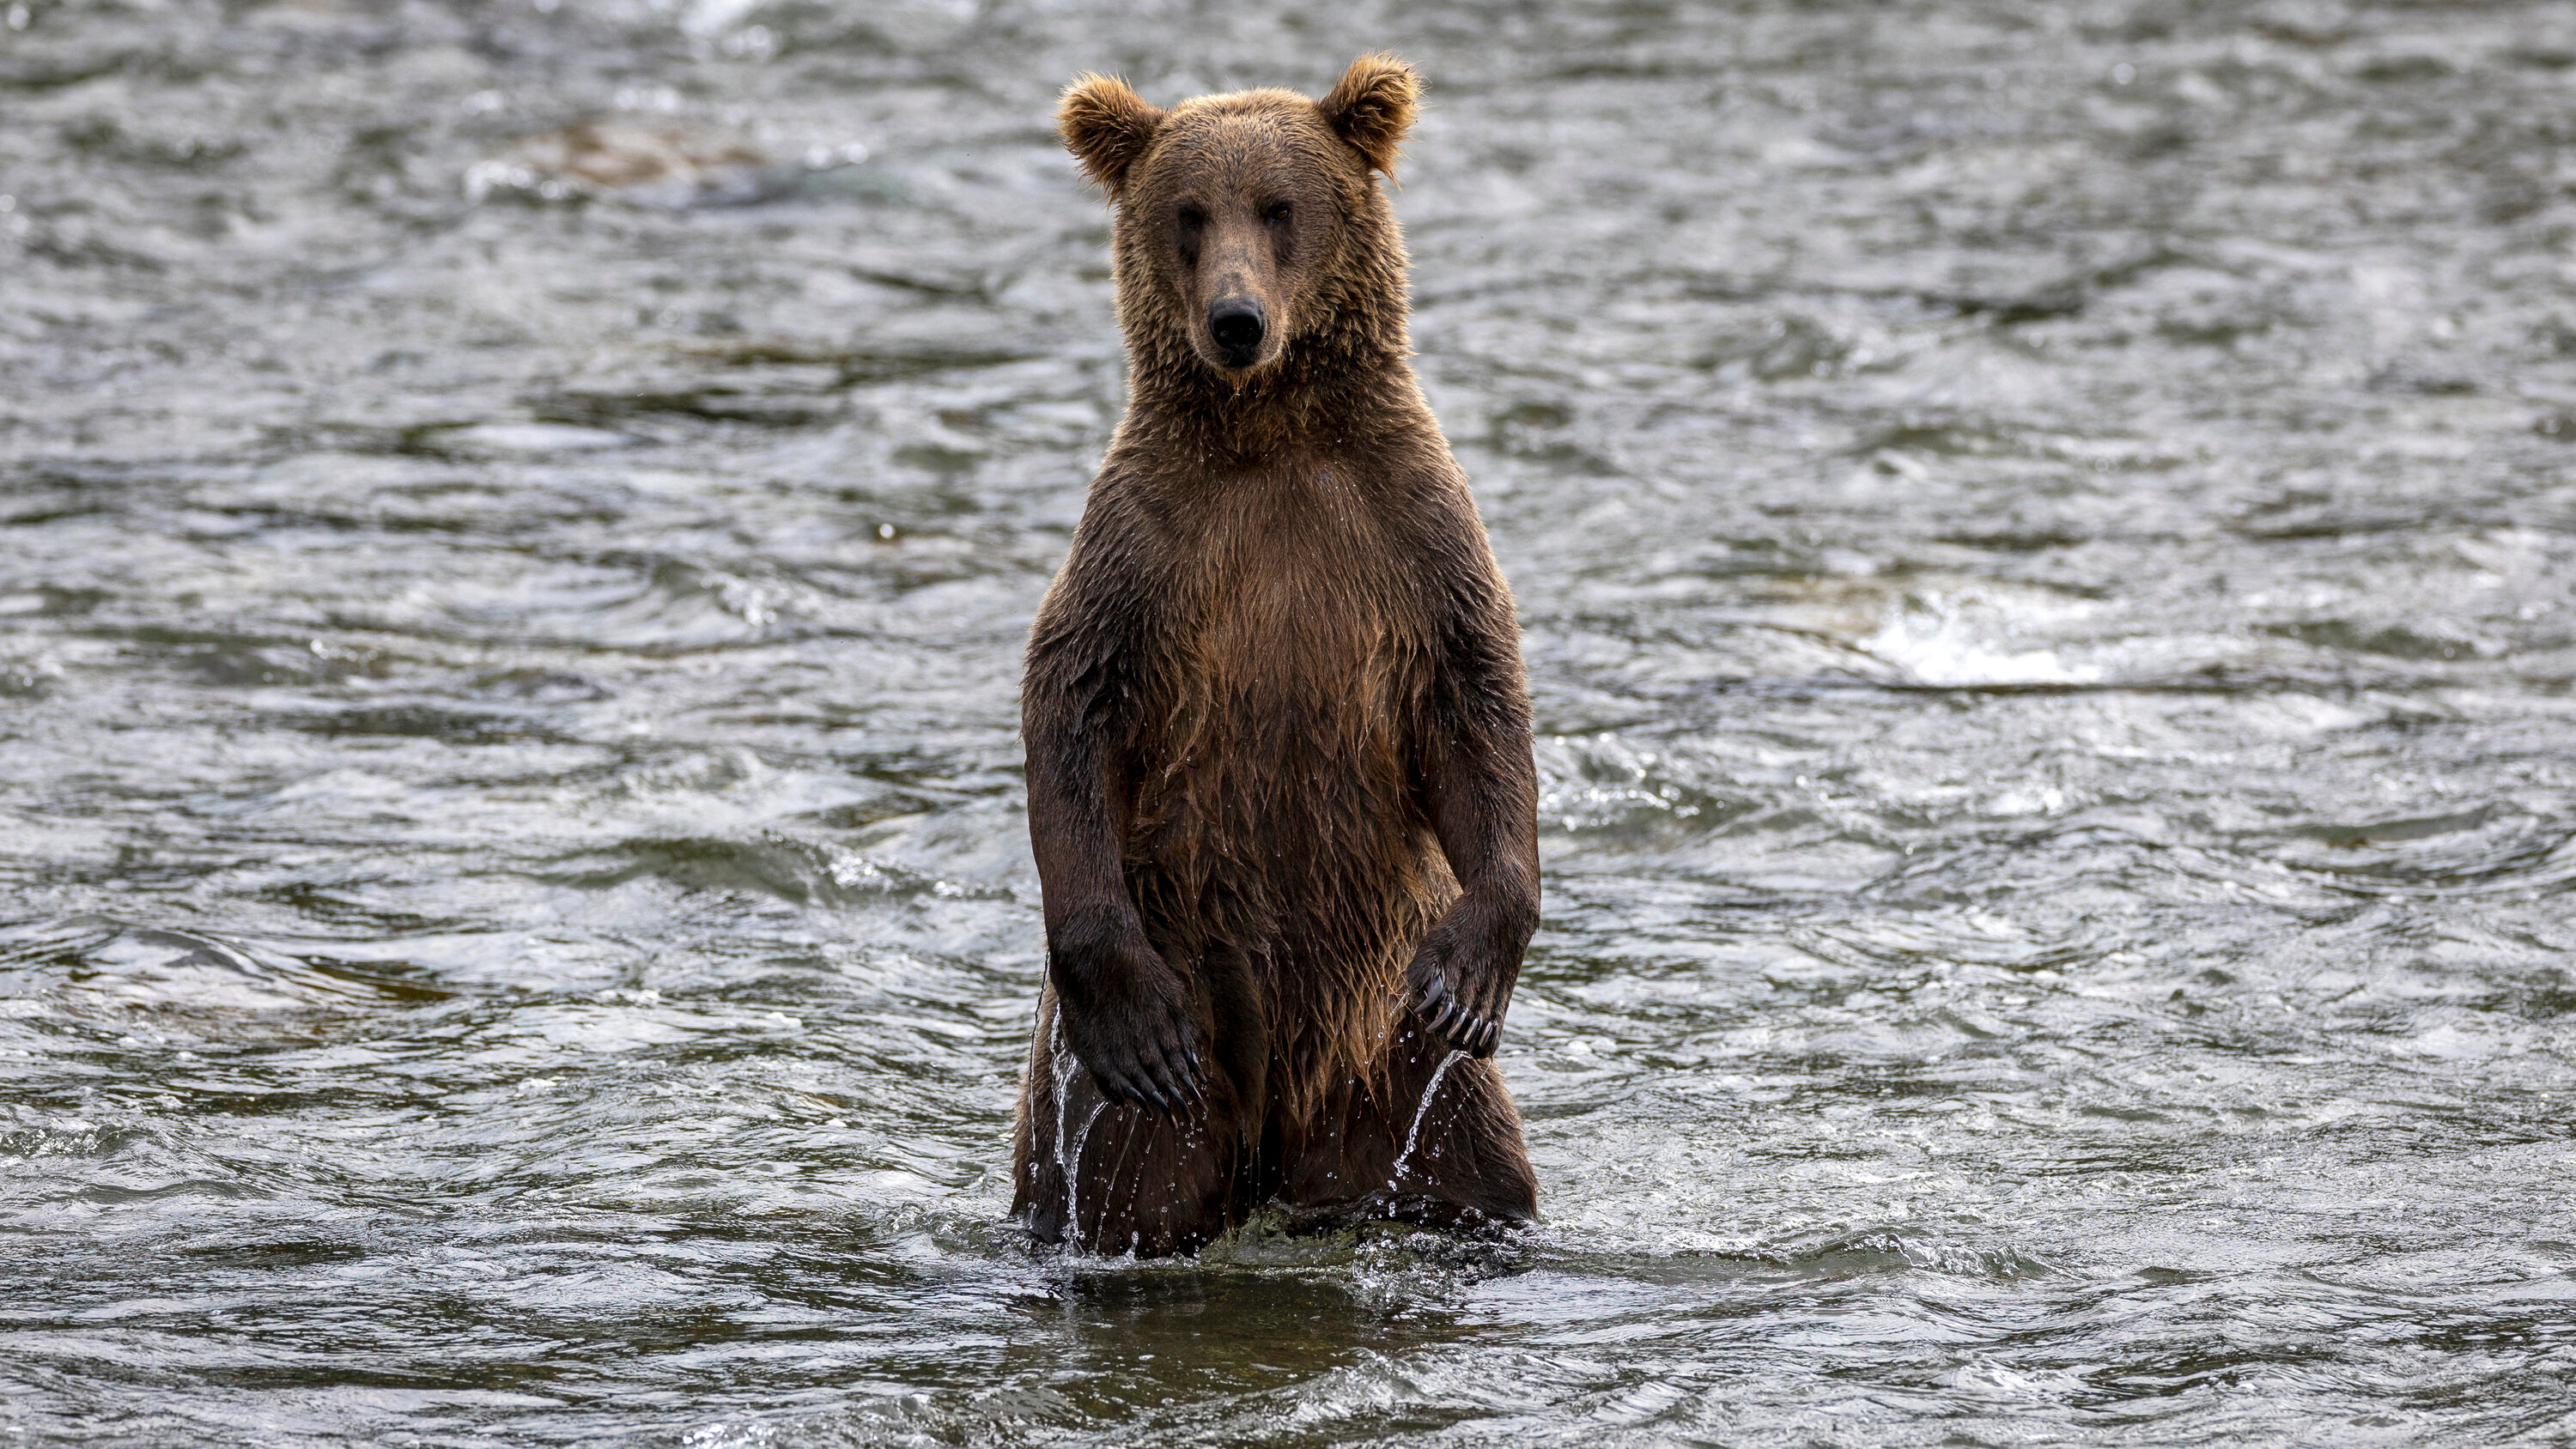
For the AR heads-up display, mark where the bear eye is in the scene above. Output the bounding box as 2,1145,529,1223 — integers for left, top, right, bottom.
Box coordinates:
1263,201,1292,224
1177,204,1206,230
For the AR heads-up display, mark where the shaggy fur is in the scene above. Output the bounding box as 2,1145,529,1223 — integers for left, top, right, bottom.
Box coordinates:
1012,55,1540,1257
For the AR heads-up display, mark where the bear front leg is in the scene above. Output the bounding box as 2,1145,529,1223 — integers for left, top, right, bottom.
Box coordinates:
1405,628,1541,1058
1023,609,1208,1114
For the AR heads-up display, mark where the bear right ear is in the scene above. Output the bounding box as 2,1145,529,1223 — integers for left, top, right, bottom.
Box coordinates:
1058,74,1165,197
1320,52,1420,178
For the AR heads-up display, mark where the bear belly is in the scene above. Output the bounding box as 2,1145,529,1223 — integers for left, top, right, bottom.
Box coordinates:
1122,662,1452,1098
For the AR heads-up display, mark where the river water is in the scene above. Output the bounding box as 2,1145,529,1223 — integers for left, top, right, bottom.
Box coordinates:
4,1,2574,1445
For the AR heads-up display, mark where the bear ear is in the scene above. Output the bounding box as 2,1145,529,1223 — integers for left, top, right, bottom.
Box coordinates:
1058,73,1166,197
1319,52,1420,178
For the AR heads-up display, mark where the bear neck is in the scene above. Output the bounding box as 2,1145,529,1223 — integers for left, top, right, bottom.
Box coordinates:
1121,314,1417,464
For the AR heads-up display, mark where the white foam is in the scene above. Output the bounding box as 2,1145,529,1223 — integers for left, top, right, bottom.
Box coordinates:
1861,601,2101,686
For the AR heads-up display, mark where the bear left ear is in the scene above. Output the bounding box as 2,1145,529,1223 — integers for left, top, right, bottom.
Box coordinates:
1319,52,1420,178
1059,73,1166,197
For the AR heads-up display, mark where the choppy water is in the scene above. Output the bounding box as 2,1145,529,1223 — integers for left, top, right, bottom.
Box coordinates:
5,1,2576,1444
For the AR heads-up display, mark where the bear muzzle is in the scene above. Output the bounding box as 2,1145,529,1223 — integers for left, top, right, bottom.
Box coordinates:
1206,296,1267,370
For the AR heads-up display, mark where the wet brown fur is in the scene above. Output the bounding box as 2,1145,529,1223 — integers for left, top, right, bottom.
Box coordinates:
1012,56,1540,1257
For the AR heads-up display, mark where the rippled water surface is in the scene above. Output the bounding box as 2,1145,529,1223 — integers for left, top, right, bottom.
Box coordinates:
7,1,2576,1444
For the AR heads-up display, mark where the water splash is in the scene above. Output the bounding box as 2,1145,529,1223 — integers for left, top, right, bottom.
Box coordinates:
1387,1049,1467,1191
1046,1006,1106,1248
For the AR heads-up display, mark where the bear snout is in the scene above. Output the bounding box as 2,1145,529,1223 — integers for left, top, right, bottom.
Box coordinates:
1207,297,1267,367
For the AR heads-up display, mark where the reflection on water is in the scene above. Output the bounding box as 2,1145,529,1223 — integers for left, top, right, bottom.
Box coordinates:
4,1,2574,1445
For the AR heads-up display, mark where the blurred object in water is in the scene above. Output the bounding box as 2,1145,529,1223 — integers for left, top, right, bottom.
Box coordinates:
466,121,774,209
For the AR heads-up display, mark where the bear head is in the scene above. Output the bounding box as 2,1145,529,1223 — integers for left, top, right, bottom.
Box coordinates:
1058,55,1420,385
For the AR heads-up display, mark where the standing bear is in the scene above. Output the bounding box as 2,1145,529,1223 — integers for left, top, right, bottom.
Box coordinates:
1013,54,1541,1256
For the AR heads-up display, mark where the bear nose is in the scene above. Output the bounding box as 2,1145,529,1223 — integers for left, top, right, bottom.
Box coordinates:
1208,298,1266,361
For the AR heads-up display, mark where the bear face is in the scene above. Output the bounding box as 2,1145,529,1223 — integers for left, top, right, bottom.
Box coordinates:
1059,57,1420,381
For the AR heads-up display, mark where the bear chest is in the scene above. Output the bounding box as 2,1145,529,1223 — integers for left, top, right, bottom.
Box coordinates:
1140,474,1434,779
1178,560,1420,718
1134,569,1430,860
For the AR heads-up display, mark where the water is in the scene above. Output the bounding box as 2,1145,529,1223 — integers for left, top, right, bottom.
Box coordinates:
1388,1051,1467,1195
4,0,2574,1443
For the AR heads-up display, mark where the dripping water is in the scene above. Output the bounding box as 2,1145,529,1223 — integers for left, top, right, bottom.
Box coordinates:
1062,1100,1107,1246
1046,1005,1106,1247
1387,1048,1467,1192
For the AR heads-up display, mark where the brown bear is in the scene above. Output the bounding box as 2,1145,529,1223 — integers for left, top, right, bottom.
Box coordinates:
1011,54,1541,1257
